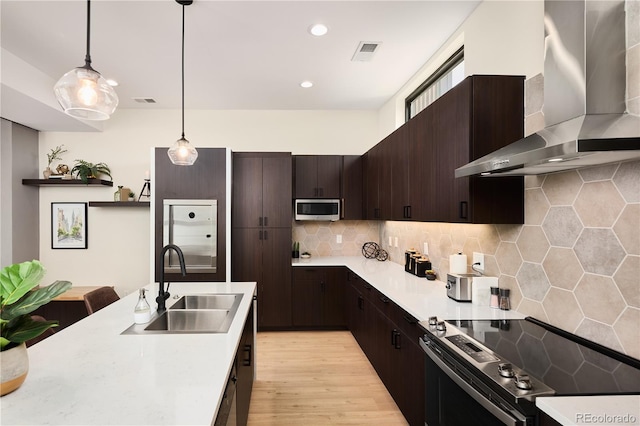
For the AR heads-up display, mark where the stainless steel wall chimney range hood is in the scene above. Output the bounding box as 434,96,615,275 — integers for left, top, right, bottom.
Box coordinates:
456,0,640,177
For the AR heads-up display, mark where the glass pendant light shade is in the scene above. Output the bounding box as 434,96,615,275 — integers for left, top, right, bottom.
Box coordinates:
54,66,119,121
168,136,198,166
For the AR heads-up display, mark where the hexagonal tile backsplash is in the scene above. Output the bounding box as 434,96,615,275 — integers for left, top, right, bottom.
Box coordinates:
379,161,639,360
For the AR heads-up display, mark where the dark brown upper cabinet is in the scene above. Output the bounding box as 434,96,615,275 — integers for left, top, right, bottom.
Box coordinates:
294,155,341,199
364,74,525,224
364,141,392,220
430,75,525,223
341,155,364,220
232,153,292,229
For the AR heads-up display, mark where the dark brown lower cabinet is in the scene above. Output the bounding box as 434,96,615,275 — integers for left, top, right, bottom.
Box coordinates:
232,227,291,329
292,267,346,328
346,271,425,426
235,303,254,426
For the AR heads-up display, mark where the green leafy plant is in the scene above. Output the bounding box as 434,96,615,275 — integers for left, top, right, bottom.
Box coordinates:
128,191,135,198
0,260,71,351
71,160,112,184
46,145,68,168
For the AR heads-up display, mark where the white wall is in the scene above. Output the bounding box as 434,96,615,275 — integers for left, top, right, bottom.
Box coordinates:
378,0,544,138
38,109,377,295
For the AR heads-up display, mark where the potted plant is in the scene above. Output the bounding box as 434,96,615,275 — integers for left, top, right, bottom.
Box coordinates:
71,160,112,184
128,191,135,202
44,145,67,179
0,260,71,396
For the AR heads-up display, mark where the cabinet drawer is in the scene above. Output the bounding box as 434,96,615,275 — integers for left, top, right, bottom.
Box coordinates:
293,267,327,283
390,305,422,347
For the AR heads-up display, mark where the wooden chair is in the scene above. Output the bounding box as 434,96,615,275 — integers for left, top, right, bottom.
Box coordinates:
26,315,56,347
83,286,120,314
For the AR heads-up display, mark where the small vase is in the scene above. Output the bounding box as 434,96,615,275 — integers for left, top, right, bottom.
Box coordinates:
0,343,29,396
43,167,52,179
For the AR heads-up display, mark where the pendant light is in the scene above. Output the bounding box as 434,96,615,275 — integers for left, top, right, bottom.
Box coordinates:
167,0,198,166
53,0,118,121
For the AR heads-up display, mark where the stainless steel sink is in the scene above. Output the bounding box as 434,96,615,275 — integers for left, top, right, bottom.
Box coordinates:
169,294,241,310
121,293,243,335
144,309,233,333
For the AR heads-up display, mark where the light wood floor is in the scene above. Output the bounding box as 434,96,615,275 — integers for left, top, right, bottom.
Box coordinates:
247,331,408,426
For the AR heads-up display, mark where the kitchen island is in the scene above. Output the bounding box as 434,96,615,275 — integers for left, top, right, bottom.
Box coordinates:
1,281,256,425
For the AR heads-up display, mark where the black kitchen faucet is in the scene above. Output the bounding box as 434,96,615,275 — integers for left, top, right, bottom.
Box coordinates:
157,244,187,312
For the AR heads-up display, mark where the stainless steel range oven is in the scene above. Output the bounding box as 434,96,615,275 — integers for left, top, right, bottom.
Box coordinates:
419,317,640,426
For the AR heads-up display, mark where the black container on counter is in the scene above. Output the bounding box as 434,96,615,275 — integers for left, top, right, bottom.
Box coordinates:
405,250,432,277
404,249,417,272
415,257,432,277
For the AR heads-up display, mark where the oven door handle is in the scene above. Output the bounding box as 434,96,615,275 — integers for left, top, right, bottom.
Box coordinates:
419,338,526,426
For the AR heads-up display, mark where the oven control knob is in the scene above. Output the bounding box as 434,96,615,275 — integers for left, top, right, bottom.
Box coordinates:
515,374,532,390
498,363,515,378
428,316,438,326
436,321,446,332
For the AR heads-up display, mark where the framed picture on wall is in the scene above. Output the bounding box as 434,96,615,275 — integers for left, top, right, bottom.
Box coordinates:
51,202,87,249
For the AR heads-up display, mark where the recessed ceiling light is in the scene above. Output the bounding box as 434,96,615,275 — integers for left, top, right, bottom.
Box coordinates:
300,81,313,88
106,79,119,87
309,24,328,37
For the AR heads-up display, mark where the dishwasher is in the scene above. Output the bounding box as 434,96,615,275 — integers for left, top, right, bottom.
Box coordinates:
214,364,237,426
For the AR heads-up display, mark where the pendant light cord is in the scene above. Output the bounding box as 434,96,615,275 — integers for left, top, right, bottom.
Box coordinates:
181,3,185,138
84,0,92,68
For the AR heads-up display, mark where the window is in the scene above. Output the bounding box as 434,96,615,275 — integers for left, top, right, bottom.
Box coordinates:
405,47,465,121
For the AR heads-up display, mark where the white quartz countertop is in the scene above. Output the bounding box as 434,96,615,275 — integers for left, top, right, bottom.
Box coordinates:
293,256,524,322
536,395,640,425
1,281,256,426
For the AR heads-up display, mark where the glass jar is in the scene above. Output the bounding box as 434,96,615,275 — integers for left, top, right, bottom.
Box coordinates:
490,287,500,309
499,288,511,311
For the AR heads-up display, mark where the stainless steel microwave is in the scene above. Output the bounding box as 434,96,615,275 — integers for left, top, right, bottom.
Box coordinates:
294,199,340,221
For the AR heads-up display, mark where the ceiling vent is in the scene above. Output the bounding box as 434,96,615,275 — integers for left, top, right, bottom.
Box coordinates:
351,41,381,62
133,98,157,104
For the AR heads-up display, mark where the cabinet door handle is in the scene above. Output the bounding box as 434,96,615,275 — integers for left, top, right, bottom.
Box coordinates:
374,208,380,219
243,344,252,366
357,295,364,310
264,216,268,227
264,230,268,240
406,205,412,218
391,329,397,346
320,281,325,292
259,216,263,226
259,230,263,240
364,284,372,291
460,201,468,220
314,187,318,197
379,296,390,304
394,331,401,349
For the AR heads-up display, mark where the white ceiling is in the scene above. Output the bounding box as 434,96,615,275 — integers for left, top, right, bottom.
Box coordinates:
1,0,480,126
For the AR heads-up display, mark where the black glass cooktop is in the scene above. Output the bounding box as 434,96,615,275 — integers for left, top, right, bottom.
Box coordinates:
446,317,640,396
